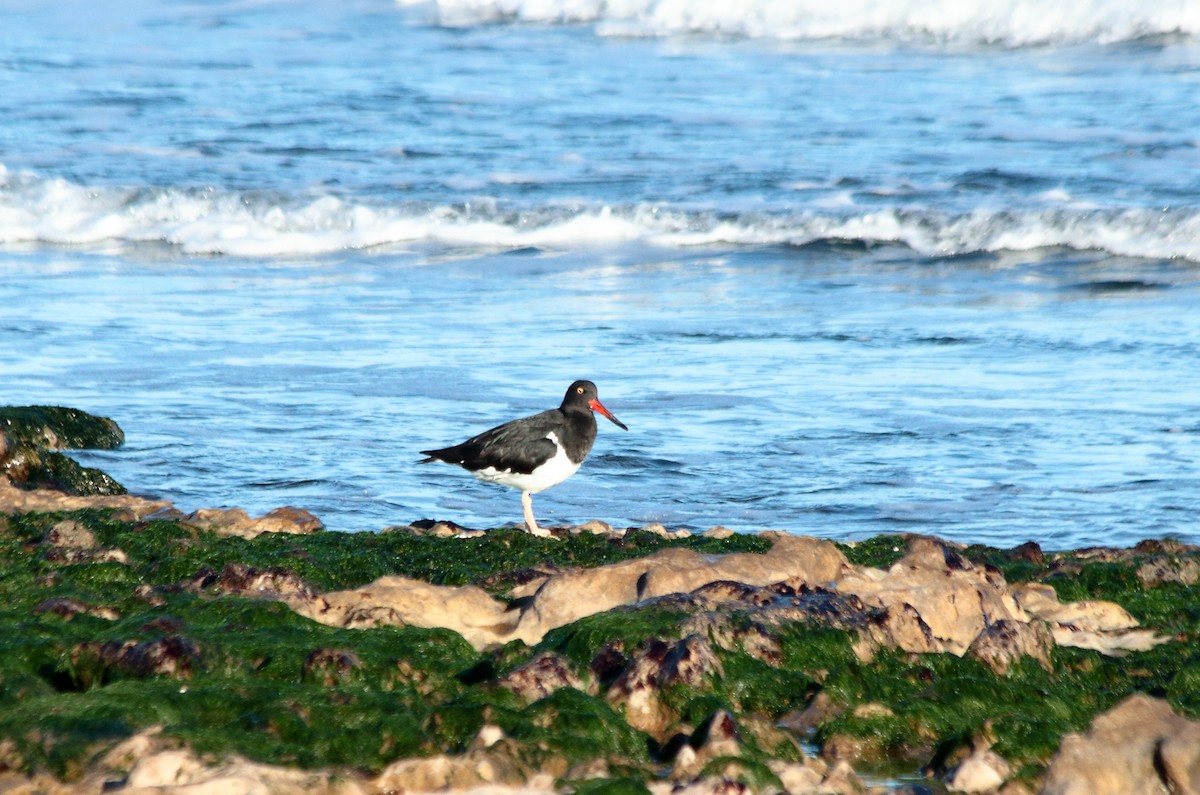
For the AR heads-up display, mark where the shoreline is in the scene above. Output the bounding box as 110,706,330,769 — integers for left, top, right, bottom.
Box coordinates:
2,407,1198,795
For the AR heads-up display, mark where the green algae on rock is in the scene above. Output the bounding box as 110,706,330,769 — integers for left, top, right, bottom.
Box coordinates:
2,458,1200,793
0,406,126,496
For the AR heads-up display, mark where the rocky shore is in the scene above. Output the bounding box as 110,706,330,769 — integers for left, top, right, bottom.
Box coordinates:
2,406,1198,795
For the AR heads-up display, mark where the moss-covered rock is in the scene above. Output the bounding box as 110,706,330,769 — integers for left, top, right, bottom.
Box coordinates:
1,449,1199,793
0,406,125,495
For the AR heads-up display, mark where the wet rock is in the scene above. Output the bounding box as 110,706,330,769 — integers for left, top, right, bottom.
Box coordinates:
0,406,126,495
589,643,631,688
184,506,323,538
1041,694,1200,795
273,531,1160,684
0,406,124,452
778,692,843,737
497,652,586,701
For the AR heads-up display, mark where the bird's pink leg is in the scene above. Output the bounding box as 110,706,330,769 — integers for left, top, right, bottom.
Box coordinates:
522,491,551,537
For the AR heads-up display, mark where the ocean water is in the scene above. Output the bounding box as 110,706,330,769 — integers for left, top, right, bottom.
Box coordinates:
2,0,1199,549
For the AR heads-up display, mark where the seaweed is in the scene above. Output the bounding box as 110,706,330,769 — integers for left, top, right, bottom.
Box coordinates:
3,447,1200,787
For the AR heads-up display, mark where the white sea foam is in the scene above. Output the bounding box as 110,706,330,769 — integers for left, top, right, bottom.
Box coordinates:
398,0,1200,45
1,168,1197,261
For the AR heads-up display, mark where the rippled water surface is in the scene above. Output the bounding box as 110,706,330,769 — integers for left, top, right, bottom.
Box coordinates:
2,0,1199,548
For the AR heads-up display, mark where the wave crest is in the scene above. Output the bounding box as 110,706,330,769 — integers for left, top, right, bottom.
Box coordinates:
1,168,1197,260
399,0,1200,46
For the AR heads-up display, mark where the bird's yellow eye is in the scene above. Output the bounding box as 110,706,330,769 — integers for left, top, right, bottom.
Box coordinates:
576,386,584,394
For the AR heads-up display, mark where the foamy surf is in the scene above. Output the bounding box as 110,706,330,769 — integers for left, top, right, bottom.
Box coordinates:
398,0,1200,45
1,168,1197,261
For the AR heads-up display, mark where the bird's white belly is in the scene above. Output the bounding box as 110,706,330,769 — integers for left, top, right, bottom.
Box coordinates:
472,432,581,494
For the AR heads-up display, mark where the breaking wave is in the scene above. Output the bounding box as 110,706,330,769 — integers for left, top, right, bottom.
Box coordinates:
1,168,1197,261
398,0,1200,46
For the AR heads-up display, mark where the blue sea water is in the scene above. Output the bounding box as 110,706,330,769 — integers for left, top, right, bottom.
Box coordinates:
2,0,1199,549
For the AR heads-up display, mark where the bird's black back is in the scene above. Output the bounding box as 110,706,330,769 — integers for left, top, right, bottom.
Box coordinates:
420,406,597,475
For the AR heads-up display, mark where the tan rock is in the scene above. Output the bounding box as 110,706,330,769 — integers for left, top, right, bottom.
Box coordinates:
119,746,367,795
1041,693,1200,795
946,746,1012,792
673,710,743,778
648,778,751,795
272,531,1162,673
573,519,615,536
851,703,893,719
766,760,824,795
202,563,315,600
836,538,1024,657
608,635,724,736
184,506,323,539
288,575,517,650
45,520,97,549
0,479,170,521
43,518,129,564
34,596,120,622
471,724,506,750
1012,583,1167,655
967,618,1054,675
125,748,203,788
829,538,1165,663
819,759,868,795
1137,555,1200,586
374,752,524,792
72,635,201,683
510,534,850,646
497,653,586,701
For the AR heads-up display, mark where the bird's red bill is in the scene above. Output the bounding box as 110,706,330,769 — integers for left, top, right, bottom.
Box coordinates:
588,399,628,431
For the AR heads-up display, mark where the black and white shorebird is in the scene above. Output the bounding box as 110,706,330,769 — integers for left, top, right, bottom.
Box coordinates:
419,380,628,536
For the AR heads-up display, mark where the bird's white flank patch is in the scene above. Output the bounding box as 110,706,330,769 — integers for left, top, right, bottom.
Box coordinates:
472,431,581,494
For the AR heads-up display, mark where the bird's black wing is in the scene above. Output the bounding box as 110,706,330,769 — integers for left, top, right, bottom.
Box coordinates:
420,409,561,475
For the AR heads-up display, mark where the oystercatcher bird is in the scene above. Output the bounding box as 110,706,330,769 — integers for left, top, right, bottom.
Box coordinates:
419,380,628,536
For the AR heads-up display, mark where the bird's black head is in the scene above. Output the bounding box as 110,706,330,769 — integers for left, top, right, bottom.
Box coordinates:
561,380,628,430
